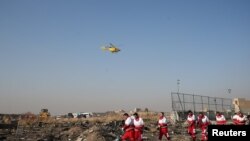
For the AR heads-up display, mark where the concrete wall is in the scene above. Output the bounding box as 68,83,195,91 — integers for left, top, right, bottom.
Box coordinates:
233,98,250,114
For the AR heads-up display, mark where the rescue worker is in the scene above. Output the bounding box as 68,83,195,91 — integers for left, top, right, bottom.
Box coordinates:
186,110,196,141
215,112,226,125
197,112,210,141
133,113,144,141
232,111,247,125
232,112,238,125
158,112,171,140
246,115,250,125
121,113,135,141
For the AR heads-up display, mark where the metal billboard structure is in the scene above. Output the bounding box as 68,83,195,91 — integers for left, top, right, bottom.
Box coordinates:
171,92,233,120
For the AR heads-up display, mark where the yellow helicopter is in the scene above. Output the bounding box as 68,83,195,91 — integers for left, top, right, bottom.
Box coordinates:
101,43,121,53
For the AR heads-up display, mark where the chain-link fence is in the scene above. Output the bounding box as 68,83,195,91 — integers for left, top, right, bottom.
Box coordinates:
171,92,233,120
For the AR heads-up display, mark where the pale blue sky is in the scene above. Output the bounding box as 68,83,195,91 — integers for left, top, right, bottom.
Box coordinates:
0,0,250,115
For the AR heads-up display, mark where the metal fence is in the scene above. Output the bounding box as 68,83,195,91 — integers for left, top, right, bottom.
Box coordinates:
171,92,233,120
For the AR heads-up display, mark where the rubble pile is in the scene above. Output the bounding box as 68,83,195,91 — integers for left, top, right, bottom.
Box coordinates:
0,112,204,141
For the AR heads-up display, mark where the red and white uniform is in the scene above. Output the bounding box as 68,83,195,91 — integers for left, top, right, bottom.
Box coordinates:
133,117,144,141
232,114,247,125
158,116,170,140
216,114,226,125
232,114,238,124
187,114,196,140
198,115,210,141
122,116,135,141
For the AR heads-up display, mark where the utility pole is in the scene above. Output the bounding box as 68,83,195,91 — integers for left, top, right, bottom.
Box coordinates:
177,79,180,93
176,79,184,113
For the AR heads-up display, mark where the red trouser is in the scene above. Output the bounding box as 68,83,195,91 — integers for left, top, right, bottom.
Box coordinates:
188,125,196,140
134,129,143,141
159,127,170,140
201,126,208,141
122,129,135,141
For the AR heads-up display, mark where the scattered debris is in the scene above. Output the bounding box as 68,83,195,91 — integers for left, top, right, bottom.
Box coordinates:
0,111,208,141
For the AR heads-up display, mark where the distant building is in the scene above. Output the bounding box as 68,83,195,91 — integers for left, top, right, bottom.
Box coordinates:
233,98,250,114
68,112,93,118
133,108,142,112
114,109,125,113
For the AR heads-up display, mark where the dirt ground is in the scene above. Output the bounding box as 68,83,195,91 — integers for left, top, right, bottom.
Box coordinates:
0,112,206,141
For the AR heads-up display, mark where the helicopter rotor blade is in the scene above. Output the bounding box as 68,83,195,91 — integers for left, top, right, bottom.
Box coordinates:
100,46,107,50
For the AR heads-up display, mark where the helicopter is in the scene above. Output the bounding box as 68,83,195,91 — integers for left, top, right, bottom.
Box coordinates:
101,43,121,53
